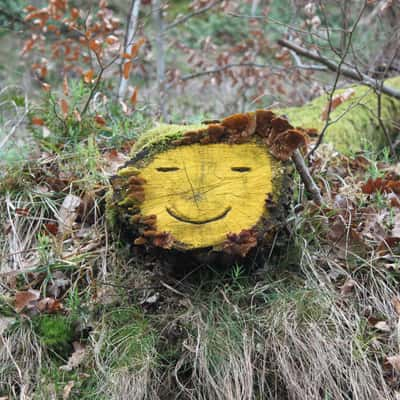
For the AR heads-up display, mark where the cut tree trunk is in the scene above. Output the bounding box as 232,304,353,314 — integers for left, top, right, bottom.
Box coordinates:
109,77,400,257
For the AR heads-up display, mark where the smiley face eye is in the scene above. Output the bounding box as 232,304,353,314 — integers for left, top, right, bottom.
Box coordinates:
231,167,251,172
156,167,179,172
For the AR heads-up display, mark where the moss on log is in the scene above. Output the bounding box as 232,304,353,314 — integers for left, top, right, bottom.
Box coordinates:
276,76,400,154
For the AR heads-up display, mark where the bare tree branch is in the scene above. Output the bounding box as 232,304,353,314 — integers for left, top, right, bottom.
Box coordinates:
278,38,400,100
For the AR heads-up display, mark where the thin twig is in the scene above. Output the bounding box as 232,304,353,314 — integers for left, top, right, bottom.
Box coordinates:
292,150,323,206
165,0,222,31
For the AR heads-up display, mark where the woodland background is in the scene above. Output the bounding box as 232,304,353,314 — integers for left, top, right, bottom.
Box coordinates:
1,0,400,399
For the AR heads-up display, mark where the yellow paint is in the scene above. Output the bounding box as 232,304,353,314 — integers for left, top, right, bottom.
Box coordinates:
138,143,275,249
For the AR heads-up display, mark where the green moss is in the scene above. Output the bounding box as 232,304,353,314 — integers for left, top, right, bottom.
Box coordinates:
276,76,400,154
34,315,74,355
131,123,206,158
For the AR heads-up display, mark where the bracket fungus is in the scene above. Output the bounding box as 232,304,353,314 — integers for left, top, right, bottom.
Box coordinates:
109,110,308,257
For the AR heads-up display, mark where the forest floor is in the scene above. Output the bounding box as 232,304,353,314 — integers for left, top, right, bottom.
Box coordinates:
1,124,400,399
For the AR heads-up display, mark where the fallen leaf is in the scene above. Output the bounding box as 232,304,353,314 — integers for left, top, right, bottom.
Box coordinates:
15,289,40,313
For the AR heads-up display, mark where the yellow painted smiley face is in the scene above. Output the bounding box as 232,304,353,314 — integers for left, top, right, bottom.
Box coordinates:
138,143,275,249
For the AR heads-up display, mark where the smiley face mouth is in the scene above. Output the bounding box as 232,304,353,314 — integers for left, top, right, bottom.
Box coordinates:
166,206,231,225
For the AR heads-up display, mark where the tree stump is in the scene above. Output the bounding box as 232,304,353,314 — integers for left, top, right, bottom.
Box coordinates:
109,111,308,257
109,77,400,257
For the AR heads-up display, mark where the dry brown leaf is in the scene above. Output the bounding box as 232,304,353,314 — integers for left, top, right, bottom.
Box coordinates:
15,289,40,313
321,88,355,120
223,229,258,257
89,39,101,54
123,61,132,80
130,87,138,105
83,69,94,84
94,115,106,125
130,38,146,58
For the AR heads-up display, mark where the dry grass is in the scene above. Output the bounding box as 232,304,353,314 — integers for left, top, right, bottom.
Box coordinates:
1,144,400,399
